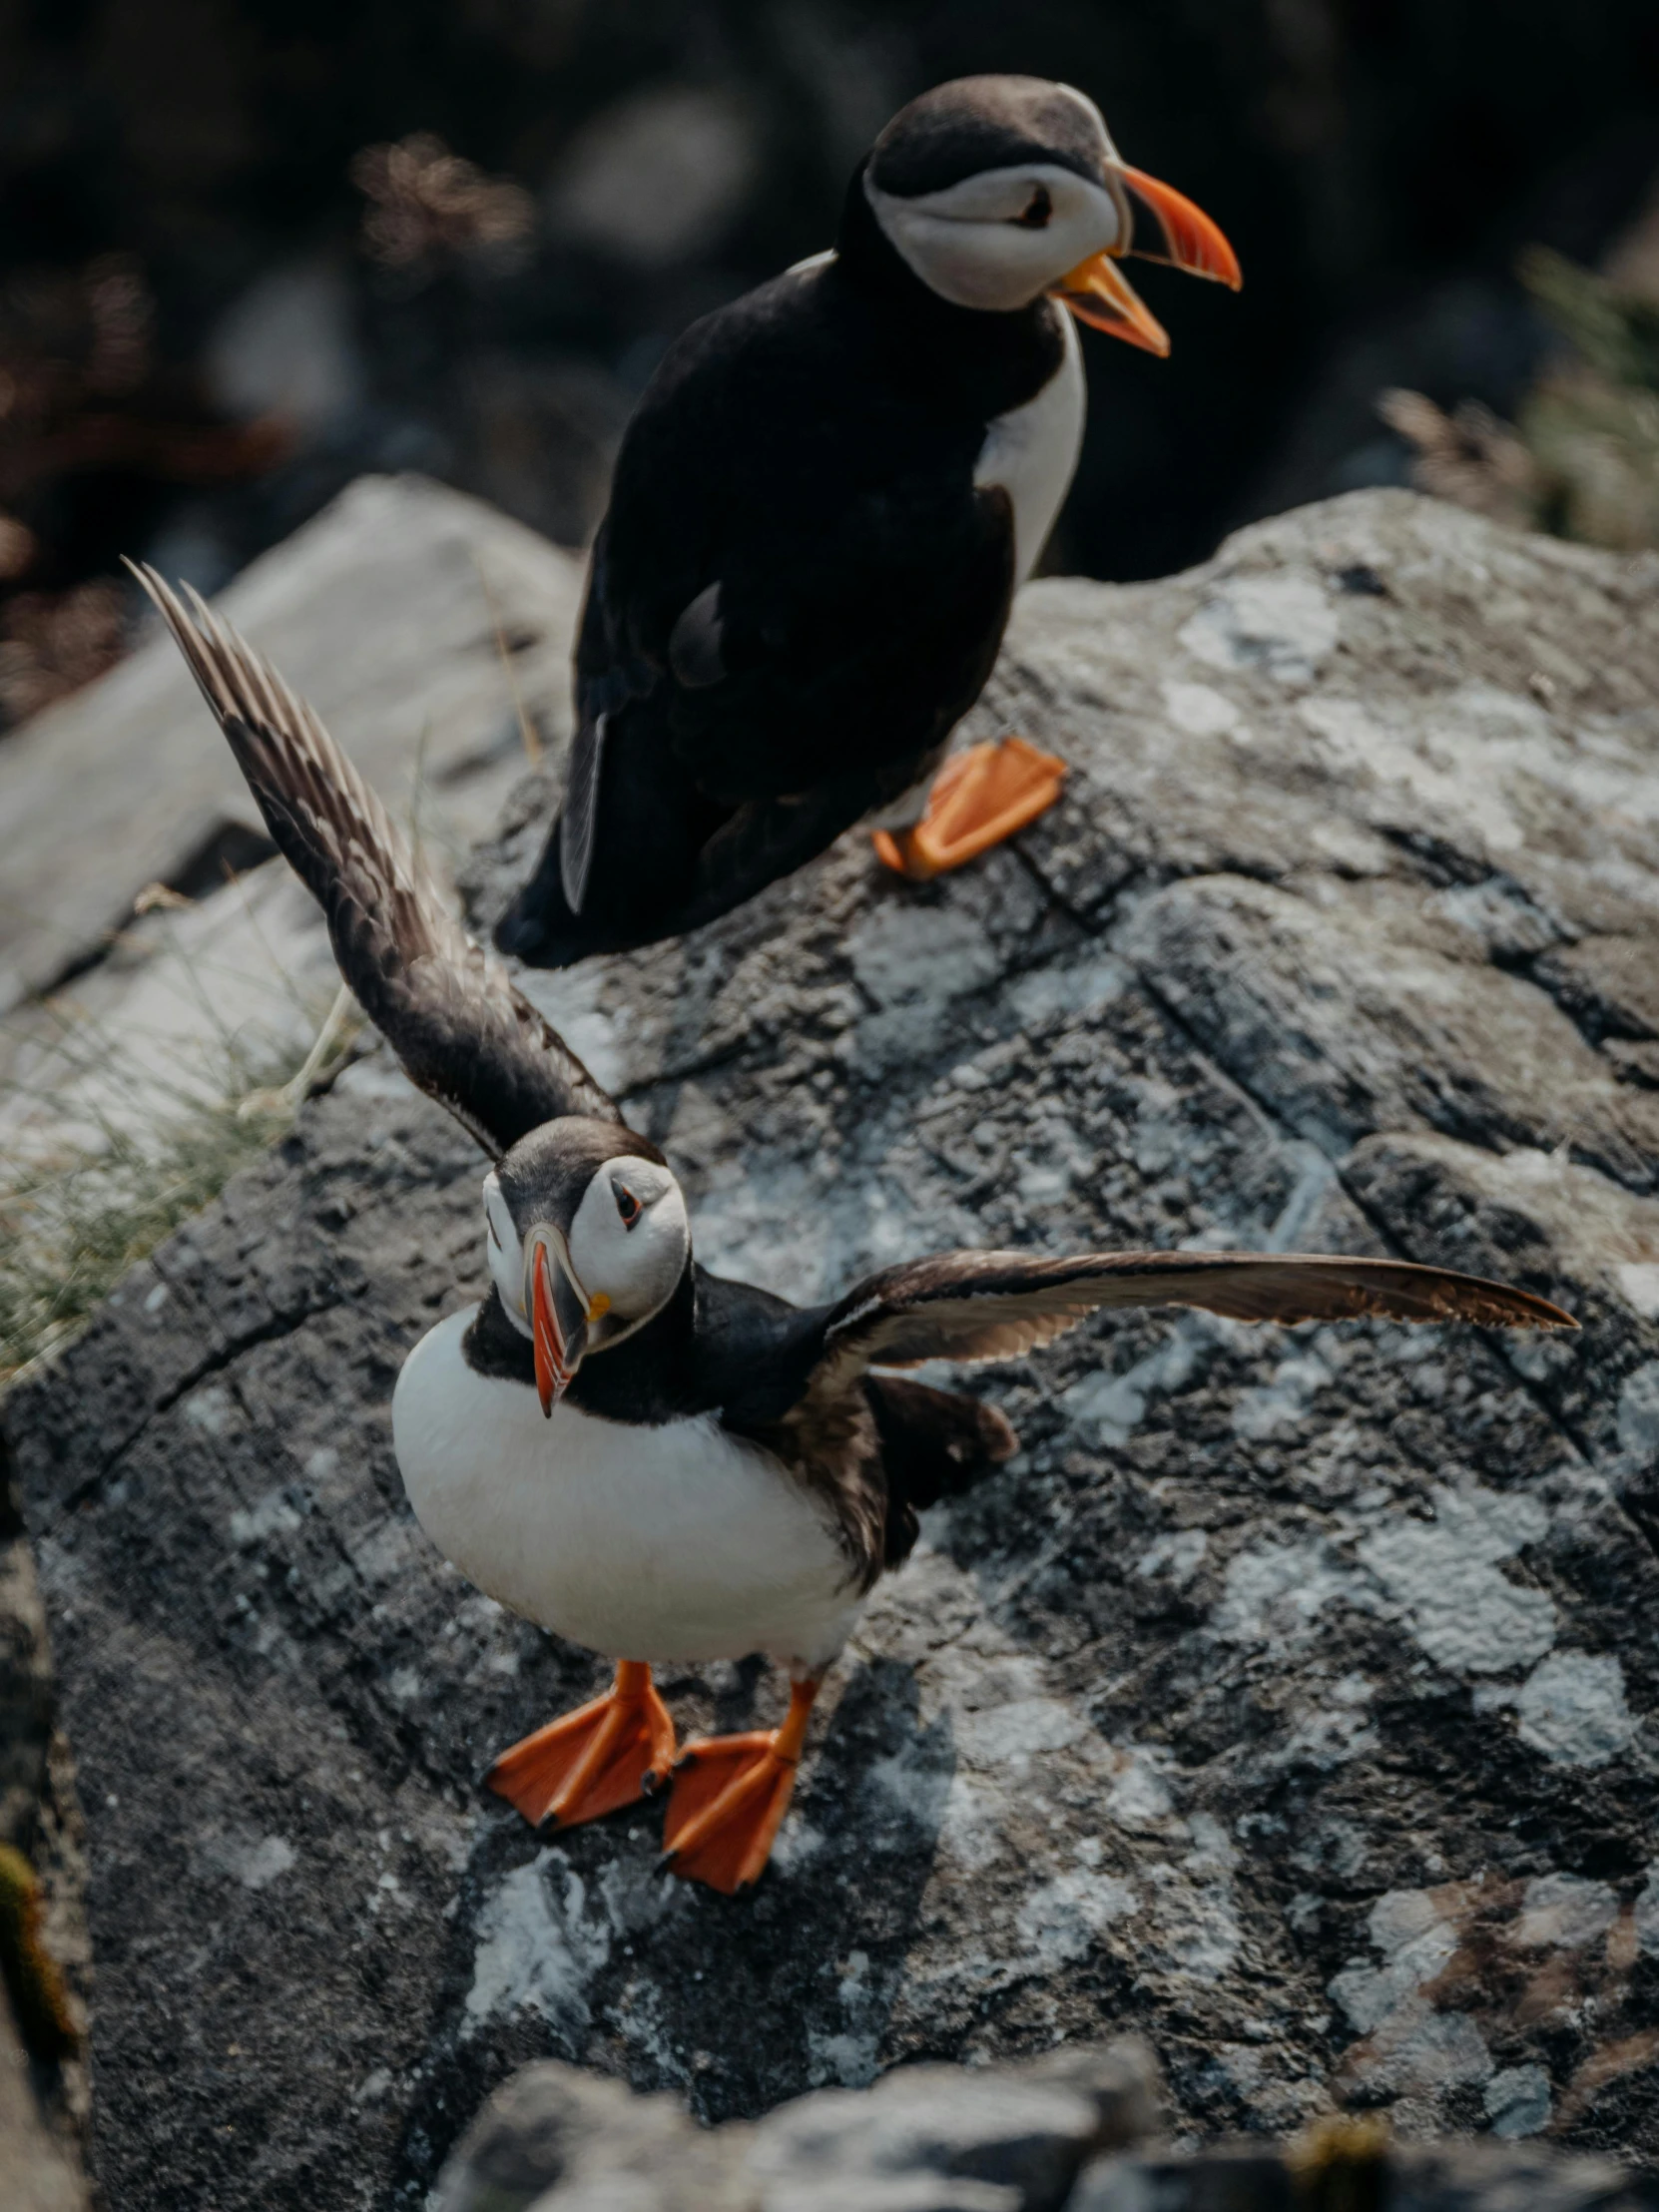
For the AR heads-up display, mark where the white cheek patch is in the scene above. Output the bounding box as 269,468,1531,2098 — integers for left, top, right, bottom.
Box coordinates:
633,1183,691,1300
483,1172,530,1331
567,1159,691,1329
865,166,1120,312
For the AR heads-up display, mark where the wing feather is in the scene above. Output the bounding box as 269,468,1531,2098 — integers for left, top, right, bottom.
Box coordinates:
557,709,607,916
807,1248,1575,1403
132,562,617,1156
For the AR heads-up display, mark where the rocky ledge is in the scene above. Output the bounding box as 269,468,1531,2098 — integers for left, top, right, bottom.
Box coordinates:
433,2041,1657,2212
5,486,1659,2209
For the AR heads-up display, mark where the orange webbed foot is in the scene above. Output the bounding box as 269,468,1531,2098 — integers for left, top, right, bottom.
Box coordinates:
661,1677,820,1895
872,737,1066,881
485,1660,676,1831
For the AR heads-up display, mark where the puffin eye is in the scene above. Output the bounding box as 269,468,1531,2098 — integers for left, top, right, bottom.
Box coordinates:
612,1178,642,1230
1013,185,1052,229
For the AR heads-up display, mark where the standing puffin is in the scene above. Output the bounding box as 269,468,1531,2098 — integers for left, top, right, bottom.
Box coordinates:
134,570,1574,1893
495,73,1241,967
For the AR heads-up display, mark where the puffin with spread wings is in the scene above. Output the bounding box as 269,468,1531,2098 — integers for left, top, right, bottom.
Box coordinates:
136,568,1576,1893
494,73,1243,968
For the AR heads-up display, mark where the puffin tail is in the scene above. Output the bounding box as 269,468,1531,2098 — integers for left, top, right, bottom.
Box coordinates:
865,1373,1018,1570
492,828,620,968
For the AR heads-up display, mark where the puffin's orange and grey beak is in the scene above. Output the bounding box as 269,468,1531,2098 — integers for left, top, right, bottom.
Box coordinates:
1053,254,1172,355
529,1235,597,1417
1053,164,1241,356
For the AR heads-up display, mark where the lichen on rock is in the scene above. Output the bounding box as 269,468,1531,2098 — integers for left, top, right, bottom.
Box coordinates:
4,486,1659,2208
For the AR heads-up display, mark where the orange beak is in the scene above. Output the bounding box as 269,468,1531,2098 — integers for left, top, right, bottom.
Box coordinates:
1052,253,1171,355
530,1238,586,1417
1052,163,1241,356
1117,165,1243,289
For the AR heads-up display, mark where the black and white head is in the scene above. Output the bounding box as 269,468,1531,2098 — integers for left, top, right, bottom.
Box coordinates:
860,75,1240,354
483,1118,691,1414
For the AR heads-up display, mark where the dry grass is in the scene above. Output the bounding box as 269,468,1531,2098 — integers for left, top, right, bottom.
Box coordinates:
1383,237,1659,552
0,981,353,1393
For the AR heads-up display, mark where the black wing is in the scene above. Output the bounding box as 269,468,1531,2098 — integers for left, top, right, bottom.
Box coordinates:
132,563,618,1158
495,266,1016,962
592,306,1015,810
803,1247,1575,1406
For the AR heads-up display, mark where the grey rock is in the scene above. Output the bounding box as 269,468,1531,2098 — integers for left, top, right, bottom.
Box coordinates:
434,2060,752,2212
746,2043,1154,2212
0,844,343,1167
434,2039,1154,2212
441,2053,1656,2212
0,1996,90,2212
758,2176,1018,2212
0,1452,91,2210
544,85,761,269
1386,2138,1656,2209
0,469,583,1187
204,254,367,441
1072,2139,1659,2211
0,471,583,1012
7,488,1659,2208
1068,2148,1290,2212
0,1461,54,1862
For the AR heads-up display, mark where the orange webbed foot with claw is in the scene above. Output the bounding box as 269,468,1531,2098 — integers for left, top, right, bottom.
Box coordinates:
661,1677,821,1894
872,737,1065,881
486,1660,677,1830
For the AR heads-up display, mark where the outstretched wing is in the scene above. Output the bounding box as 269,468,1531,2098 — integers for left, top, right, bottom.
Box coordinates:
131,562,618,1157
805,1247,1575,1404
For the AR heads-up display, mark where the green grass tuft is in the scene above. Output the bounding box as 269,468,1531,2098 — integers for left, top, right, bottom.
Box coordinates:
0,1049,292,1390
0,985,354,1392
1382,237,1659,552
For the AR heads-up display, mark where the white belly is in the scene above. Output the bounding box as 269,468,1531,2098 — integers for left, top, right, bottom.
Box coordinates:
974,305,1086,582
390,1308,863,1671
862,326,1085,835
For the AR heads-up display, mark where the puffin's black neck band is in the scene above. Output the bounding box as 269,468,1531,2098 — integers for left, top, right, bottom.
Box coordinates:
565,1262,701,1422
834,163,956,315
831,161,1064,416
462,1267,704,1421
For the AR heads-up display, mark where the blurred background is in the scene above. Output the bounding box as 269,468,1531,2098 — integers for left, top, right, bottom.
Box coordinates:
1,0,1657,733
